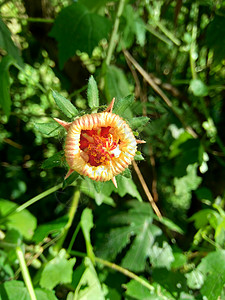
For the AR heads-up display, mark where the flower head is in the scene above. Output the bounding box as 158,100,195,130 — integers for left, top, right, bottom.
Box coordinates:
55,98,145,187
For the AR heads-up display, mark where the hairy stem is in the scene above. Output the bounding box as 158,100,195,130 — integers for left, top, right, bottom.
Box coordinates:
16,247,37,300
105,0,126,65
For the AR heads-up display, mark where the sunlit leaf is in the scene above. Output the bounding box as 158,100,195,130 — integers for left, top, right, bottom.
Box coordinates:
35,121,62,137
0,199,37,240
40,249,76,290
71,257,105,300
80,208,95,262
87,75,99,109
52,90,78,118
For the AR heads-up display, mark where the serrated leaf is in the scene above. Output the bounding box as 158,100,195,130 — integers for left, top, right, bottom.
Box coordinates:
96,201,162,272
128,116,150,131
35,121,62,137
156,216,184,234
41,151,64,169
40,249,76,290
0,55,15,116
116,176,142,202
121,222,161,272
104,65,131,103
52,90,78,118
87,75,99,109
32,215,69,243
189,79,208,97
0,18,23,66
186,250,225,300
149,242,174,270
113,94,134,116
0,199,37,240
49,3,111,68
80,208,95,262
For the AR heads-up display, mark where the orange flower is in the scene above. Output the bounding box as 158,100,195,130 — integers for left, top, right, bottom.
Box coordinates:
54,98,145,187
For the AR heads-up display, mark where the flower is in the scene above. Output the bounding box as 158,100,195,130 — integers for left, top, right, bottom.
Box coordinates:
54,98,145,187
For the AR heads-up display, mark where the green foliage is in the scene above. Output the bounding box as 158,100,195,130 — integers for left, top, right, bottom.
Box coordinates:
52,90,78,118
87,75,99,109
1,1,225,299
0,56,15,116
40,249,76,289
0,199,37,240
49,3,111,68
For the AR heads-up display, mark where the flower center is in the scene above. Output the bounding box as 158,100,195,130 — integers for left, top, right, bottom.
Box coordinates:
79,126,121,166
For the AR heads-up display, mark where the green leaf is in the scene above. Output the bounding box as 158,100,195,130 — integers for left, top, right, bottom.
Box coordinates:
40,249,76,290
0,281,30,300
189,79,208,97
156,216,184,234
49,3,111,68
149,242,174,270
52,90,78,118
206,15,225,64
128,116,150,131
87,75,99,109
32,215,69,243
96,201,162,272
35,288,58,300
2,229,22,249
80,208,95,263
134,152,145,161
0,281,58,300
104,65,131,103
0,55,15,116
113,94,134,116
0,18,23,66
63,171,80,189
124,280,157,300
41,151,64,169
81,177,115,206
71,257,105,300
35,121,62,137
186,250,225,300
116,176,142,202
0,199,37,240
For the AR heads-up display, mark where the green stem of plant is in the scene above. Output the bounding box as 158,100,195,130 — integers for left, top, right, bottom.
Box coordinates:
190,4,198,80
2,16,54,23
0,183,62,223
69,250,154,292
105,0,126,66
54,189,80,252
67,222,81,253
16,246,37,300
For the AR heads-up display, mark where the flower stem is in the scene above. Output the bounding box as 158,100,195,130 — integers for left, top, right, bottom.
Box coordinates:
105,0,126,66
69,250,154,291
16,246,37,300
54,189,80,252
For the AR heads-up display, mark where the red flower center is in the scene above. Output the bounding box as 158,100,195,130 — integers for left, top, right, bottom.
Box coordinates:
79,126,121,166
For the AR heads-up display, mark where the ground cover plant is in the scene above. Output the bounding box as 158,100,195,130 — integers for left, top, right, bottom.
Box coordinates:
1,0,225,299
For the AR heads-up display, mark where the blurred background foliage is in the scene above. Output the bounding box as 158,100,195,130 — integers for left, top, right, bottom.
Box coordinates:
1,0,225,299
